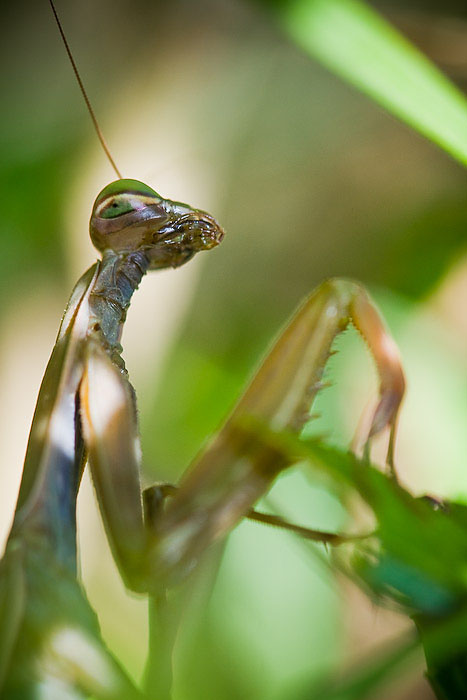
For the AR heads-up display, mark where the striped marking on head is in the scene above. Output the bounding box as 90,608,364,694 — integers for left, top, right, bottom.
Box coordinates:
93,179,162,220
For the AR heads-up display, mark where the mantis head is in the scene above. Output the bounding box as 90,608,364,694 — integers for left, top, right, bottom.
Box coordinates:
89,179,225,269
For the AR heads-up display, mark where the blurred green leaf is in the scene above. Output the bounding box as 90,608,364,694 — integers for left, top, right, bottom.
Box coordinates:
307,442,467,607
244,424,467,612
259,0,467,168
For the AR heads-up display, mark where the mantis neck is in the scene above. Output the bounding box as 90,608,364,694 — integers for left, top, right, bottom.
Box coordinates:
88,249,150,353
9,252,149,571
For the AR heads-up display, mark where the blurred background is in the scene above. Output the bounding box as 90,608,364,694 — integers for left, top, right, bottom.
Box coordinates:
1,0,467,697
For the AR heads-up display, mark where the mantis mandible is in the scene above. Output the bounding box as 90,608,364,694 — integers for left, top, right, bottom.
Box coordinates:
0,2,405,698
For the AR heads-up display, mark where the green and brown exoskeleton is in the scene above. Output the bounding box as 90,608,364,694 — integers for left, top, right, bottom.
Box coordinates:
0,185,405,696
0,3,407,699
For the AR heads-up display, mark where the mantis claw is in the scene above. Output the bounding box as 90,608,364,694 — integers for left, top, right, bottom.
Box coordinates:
349,285,405,473
153,278,405,585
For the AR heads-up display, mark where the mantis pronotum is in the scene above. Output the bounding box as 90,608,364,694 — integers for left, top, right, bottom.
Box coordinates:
0,2,405,698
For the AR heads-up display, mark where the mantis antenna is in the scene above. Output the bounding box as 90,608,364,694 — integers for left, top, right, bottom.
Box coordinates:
48,0,123,179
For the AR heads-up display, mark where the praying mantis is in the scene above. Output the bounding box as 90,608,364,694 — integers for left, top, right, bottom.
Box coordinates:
0,1,406,698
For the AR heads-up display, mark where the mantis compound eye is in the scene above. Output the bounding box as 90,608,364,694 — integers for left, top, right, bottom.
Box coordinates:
94,179,162,219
